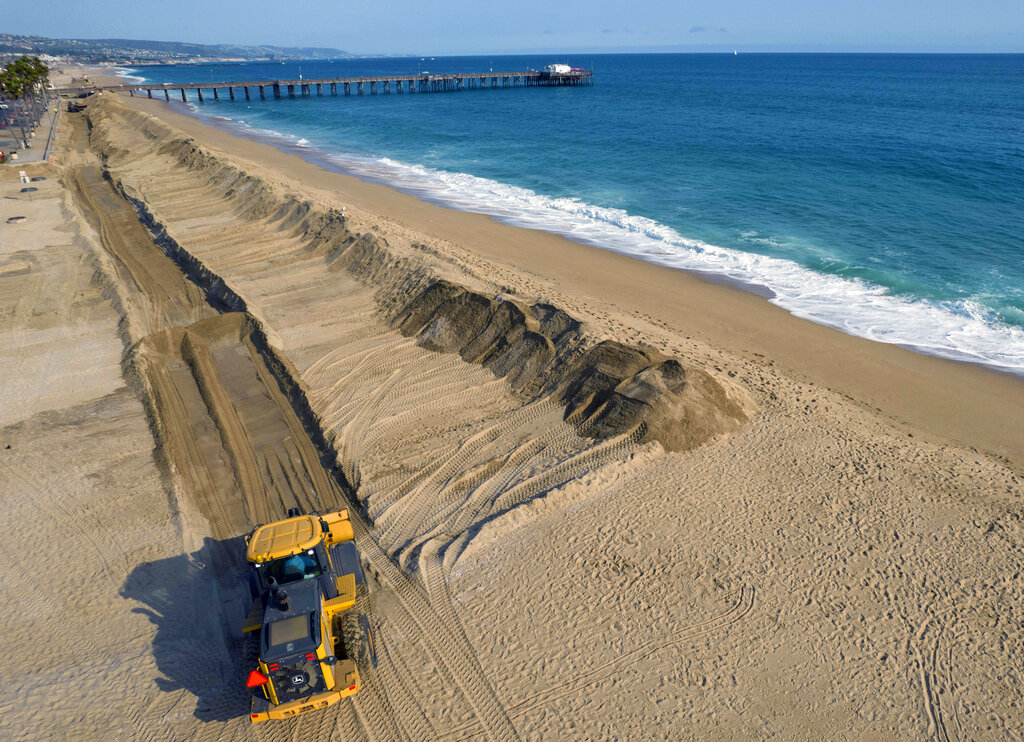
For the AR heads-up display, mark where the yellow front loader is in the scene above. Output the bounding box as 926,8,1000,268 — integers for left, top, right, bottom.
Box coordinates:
242,508,376,722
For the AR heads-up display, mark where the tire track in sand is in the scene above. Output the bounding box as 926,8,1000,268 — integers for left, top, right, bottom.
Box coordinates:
912,608,971,742
399,419,587,567
373,623,440,742
488,425,646,517
353,517,519,742
375,399,560,554
350,628,413,742
441,585,756,741
0,457,125,590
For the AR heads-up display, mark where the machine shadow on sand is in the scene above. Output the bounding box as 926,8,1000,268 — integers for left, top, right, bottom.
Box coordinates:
120,535,254,723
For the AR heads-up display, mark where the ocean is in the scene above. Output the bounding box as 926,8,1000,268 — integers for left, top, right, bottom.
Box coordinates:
119,53,1024,375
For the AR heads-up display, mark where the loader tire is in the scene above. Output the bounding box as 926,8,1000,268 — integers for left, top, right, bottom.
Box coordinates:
342,611,377,673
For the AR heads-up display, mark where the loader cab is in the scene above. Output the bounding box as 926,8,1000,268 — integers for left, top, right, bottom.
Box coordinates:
268,551,322,584
254,548,327,592
244,510,364,600
245,515,333,593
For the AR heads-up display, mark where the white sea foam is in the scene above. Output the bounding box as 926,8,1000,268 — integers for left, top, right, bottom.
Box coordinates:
114,67,147,85
180,110,1024,376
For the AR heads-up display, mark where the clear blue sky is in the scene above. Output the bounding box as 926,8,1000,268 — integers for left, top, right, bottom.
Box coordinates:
9,0,1024,54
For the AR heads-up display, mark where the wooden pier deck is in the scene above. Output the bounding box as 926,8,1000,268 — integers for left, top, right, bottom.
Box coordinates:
57,70,593,103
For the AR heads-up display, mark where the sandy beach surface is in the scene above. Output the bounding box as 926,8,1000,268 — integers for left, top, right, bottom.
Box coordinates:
1,78,1021,741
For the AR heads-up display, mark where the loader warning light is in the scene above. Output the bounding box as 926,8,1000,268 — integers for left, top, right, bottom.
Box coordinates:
347,685,356,691
246,670,269,688
306,653,316,661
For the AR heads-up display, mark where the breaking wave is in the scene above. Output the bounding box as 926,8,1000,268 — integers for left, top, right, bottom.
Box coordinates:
114,67,147,85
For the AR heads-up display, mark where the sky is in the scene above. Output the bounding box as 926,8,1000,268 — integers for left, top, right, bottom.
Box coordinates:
9,0,1024,54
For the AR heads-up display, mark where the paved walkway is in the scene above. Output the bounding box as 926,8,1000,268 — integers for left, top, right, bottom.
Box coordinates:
1,97,59,165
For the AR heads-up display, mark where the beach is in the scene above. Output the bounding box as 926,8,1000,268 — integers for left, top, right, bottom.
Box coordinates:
1,75,1021,740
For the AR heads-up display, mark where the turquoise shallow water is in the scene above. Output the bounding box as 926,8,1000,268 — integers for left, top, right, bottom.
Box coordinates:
124,54,1024,374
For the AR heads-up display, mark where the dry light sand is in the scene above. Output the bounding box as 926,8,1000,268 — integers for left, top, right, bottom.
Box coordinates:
0,82,1021,742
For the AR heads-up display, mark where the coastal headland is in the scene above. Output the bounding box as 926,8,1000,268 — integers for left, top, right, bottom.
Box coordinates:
1,70,1021,740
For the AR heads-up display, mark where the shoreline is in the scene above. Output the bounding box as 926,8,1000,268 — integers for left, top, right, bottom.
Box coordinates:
181,105,787,305
116,92,1024,469
102,63,1024,379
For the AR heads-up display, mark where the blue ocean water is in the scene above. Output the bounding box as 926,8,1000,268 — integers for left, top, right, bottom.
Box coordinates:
120,54,1024,374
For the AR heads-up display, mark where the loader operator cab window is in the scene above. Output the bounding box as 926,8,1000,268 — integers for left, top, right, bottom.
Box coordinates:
266,550,322,586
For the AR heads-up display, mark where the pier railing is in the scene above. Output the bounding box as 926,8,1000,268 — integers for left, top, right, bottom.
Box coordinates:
57,70,593,103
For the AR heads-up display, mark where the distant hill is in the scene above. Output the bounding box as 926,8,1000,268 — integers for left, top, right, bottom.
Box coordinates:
0,33,349,63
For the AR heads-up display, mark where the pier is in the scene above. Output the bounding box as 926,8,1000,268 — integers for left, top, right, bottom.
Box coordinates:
58,70,593,103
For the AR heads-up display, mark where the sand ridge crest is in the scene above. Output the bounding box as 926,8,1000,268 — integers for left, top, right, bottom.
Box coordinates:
87,95,750,453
